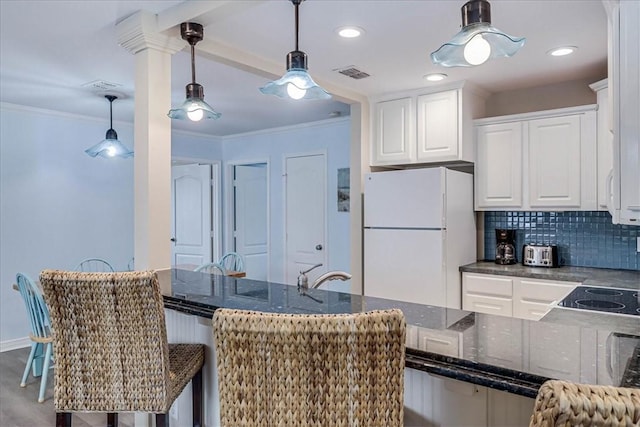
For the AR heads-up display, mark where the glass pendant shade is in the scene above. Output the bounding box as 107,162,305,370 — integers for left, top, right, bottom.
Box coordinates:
85,131,133,158
431,0,525,67
86,95,133,159
260,51,330,100
260,0,331,100
168,22,221,121
168,83,221,121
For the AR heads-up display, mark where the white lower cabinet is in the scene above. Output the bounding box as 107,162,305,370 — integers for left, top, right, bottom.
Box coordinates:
463,273,513,317
463,272,577,320
404,368,534,427
513,278,576,321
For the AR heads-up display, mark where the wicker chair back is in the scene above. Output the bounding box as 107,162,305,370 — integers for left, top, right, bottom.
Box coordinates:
529,380,640,426
40,270,170,412
213,308,406,427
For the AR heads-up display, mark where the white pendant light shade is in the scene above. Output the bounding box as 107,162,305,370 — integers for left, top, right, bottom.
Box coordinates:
86,95,133,159
260,51,330,100
85,137,133,158
168,83,221,121
431,0,525,67
260,0,331,100
168,22,221,121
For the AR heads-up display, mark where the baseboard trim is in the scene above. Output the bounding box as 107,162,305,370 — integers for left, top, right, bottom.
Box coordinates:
1,337,31,352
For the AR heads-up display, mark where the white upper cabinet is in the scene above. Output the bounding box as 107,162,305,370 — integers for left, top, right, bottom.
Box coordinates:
474,106,597,211
605,0,640,225
372,97,415,165
370,82,486,167
416,90,458,162
528,115,582,208
476,122,523,208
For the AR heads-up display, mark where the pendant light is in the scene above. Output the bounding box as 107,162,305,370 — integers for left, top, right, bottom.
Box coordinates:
260,0,330,100
168,22,221,121
431,0,525,67
85,95,133,159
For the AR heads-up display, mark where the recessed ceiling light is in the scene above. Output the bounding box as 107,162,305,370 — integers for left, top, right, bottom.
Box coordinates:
548,46,577,57
424,73,448,82
336,26,364,38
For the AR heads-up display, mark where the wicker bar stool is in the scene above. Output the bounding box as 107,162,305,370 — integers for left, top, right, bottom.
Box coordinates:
213,308,406,427
529,380,640,426
40,270,205,427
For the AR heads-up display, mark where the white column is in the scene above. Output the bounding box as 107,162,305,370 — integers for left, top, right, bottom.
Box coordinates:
117,11,184,271
118,12,184,426
132,48,172,270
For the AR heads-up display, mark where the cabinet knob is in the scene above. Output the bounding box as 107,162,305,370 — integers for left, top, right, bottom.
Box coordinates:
315,244,323,250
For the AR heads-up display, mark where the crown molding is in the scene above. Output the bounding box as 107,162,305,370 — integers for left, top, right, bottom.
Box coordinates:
222,116,350,141
116,10,185,55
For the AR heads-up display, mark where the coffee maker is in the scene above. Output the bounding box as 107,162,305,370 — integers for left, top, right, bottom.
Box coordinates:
495,229,517,265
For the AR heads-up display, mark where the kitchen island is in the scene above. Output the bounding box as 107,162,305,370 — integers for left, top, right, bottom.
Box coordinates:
157,267,639,426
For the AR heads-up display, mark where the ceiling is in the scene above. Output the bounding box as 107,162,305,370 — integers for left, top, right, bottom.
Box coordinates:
0,0,607,137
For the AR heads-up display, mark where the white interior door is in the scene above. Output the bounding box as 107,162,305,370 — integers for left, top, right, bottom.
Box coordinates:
233,164,268,280
171,164,212,268
285,154,326,286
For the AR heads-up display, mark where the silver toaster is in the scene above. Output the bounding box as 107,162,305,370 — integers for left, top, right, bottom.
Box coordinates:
522,244,559,267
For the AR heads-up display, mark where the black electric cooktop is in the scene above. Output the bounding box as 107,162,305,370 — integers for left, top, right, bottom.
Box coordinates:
558,286,640,316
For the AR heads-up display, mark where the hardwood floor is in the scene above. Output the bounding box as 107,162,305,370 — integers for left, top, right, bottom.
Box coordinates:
0,347,134,427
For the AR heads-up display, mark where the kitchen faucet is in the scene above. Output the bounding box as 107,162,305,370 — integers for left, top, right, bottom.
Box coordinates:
297,263,352,293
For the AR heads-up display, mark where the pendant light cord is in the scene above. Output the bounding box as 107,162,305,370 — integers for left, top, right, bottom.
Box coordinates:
294,0,300,51
190,43,196,84
104,95,117,131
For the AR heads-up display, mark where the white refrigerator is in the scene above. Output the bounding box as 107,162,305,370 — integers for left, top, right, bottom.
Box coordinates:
363,167,476,309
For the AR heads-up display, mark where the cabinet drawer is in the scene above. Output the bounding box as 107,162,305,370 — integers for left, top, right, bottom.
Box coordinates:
463,273,513,297
513,278,576,320
515,278,576,303
464,294,513,317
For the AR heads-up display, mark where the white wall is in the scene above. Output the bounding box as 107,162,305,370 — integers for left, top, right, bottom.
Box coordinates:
0,104,135,345
223,117,351,286
172,130,223,160
0,103,350,346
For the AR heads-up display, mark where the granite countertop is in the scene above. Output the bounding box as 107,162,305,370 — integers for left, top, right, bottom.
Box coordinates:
459,261,640,290
157,268,639,398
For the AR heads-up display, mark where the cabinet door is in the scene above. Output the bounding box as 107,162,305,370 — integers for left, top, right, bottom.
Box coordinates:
513,278,576,321
618,0,640,224
595,85,614,210
371,97,414,165
528,115,582,208
416,90,458,162
475,122,523,209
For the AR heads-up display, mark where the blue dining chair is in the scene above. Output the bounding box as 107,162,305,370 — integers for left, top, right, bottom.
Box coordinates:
74,258,114,272
194,262,227,275
16,272,54,403
219,252,245,273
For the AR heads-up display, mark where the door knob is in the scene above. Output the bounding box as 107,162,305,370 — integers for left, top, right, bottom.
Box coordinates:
170,238,176,242
315,244,323,250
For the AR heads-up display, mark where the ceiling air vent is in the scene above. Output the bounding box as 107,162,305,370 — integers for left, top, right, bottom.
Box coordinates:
81,80,122,91
335,66,370,80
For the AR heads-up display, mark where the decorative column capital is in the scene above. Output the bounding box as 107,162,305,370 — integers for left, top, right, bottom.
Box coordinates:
117,10,185,55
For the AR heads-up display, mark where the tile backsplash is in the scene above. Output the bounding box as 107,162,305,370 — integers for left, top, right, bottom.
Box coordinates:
484,211,640,271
